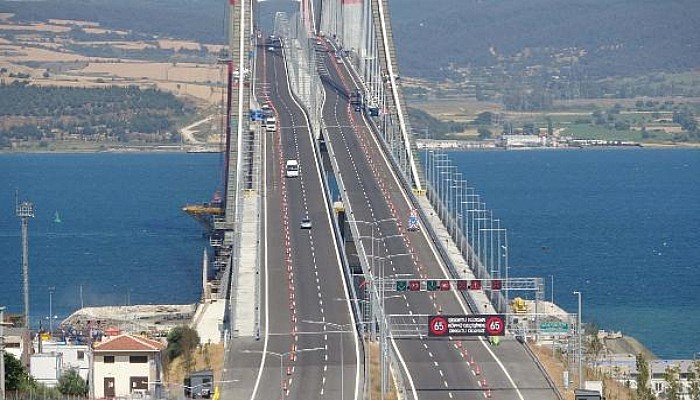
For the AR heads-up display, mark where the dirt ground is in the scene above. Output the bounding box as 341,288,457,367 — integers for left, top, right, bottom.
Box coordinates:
164,343,225,399
529,343,635,400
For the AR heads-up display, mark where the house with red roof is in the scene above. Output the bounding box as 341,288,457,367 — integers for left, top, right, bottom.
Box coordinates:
93,334,165,399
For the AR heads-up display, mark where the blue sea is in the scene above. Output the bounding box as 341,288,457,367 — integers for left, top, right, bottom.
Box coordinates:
448,148,699,359
0,148,697,359
0,153,221,327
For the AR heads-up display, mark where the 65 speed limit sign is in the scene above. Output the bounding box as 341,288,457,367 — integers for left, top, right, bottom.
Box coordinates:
428,316,448,336
428,315,506,337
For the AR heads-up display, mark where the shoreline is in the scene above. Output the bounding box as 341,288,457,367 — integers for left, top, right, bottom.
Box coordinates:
3,140,699,155
416,139,700,151
0,144,222,155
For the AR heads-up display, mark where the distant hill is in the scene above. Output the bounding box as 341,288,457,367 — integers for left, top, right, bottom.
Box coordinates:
0,0,227,44
388,0,699,80
2,0,697,81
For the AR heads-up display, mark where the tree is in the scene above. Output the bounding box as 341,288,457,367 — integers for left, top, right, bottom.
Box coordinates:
57,368,88,396
586,334,604,369
635,353,655,400
473,111,493,126
477,127,493,140
3,352,32,391
166,325,200,373
663,365,682,400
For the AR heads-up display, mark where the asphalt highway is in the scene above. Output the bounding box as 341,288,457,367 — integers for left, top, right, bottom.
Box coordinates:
317,39,559,400
222,40,360,400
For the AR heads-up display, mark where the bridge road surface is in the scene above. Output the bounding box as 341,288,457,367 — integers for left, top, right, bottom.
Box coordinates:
222,38,360,400
317,40,559,400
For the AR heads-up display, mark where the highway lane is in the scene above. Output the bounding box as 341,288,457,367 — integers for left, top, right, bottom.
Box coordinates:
318,40,558,400
237,39,360,400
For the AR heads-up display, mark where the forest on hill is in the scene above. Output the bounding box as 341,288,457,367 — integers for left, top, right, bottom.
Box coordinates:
388,0,699,80
3,0,697,81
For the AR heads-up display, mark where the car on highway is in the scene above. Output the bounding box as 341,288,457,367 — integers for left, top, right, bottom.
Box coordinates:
265,116,277,133
285,159,299,177
300,217,312,229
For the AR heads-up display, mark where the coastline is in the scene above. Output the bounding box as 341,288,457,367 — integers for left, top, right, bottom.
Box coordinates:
3,140,699,154
0,143,222,154
416,139,700,151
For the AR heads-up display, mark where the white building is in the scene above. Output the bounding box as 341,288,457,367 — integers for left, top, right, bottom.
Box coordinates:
501,134,546,148
648,360,698,399
33,338,91,382
3,327,29,363
30,352,63,388
93,334,165,399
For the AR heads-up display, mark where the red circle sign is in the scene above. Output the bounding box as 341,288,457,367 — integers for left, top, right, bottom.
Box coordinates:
429,316,448,336
485,316,505,335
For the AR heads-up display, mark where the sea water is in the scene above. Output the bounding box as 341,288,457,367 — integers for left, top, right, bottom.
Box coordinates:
1,149,697,358
447,147,699,359
0,153,221,327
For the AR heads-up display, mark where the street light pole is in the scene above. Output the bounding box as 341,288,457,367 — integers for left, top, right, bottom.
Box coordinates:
550,275,554,305
573,291,583,389
48,286,55,333
1,305,5,400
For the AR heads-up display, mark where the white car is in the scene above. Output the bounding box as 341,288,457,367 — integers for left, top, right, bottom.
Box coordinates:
300,218,312,229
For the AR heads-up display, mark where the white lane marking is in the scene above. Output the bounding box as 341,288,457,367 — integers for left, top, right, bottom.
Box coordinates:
250,47,270,400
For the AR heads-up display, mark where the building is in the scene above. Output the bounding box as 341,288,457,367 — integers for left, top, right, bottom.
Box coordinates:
93,334,165,399
648,360,698,399
30,352,63,388
33,337,91,382
607,358,699,399
3,327,29,364
501,134,546,148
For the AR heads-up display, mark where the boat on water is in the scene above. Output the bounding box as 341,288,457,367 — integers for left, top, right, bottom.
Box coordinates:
53,210,61,224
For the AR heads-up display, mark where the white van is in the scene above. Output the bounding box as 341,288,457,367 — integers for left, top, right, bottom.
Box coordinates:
265,116,277,132
285,159,299,177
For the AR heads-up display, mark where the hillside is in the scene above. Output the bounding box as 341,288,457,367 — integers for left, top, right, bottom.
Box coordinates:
388,0,699,80
3,0,698,82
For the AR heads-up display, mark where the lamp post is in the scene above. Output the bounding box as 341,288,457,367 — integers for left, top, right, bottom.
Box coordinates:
550,275,554,305
573,291,583,389
1,305,5,400
241,347,324,399
48,286,55,333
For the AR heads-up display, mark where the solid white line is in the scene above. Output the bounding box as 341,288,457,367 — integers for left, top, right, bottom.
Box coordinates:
250,44,269,400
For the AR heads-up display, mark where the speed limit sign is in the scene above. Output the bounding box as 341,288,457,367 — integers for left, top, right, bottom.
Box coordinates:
427,315,506,337
486,316,505,336
428,316,448,336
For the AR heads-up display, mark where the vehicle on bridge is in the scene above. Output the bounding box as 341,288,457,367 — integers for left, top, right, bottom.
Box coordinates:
300,217,312,229
265,116,277,133
285,159,299,177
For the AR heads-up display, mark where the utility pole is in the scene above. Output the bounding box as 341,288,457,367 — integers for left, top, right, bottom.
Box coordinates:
573,291,583,389
17,199,34,330
1,305,6,400
48,286,55,333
